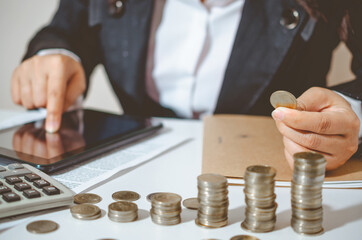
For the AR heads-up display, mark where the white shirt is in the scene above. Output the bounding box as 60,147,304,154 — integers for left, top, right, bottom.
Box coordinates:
148,0,243,118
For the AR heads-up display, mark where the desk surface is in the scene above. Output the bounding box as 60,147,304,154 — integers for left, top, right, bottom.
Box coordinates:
0,118,362,240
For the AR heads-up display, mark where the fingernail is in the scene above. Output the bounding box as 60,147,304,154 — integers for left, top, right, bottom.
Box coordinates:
46,116,59,133
272,109,285,120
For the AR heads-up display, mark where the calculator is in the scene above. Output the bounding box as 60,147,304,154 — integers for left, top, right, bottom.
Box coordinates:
0,163,75,218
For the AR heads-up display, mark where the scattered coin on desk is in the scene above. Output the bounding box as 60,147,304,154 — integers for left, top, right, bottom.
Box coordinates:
242,165,277,233
150,192,182,225
230,235,260,240
291,152,326,235
108,201,138,222
26,220,59,234
73,193,102,204
270,90,298,109
112,190,140,202
70,203,102,220
182,197,199,210
196,173,229,228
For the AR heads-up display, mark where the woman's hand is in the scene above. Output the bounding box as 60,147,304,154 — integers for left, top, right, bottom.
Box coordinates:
272,87,360,171
11,54,86,133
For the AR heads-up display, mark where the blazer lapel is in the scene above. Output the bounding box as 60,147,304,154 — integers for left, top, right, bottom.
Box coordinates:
215,0,307,114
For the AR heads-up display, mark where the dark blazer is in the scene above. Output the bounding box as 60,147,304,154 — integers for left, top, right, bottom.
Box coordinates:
23,0,362,117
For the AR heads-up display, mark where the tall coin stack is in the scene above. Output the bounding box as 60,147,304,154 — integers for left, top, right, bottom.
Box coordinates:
196,173,229,228
242,165,277,233
291,152,326,235
108,201,138,222
150,192,182,225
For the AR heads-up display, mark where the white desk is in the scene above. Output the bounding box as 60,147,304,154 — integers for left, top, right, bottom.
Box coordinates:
1,118,362,240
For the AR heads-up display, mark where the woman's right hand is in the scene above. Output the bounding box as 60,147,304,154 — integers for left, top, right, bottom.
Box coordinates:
11,54,86,133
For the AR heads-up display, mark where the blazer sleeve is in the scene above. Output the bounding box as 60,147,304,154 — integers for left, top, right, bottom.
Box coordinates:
22,0,101,82
331,1,362,101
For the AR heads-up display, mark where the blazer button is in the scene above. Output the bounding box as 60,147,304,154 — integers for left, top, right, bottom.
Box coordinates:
280,8,299,30
109,0,125,18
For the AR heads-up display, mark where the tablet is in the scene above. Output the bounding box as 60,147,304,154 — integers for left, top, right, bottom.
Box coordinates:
0,109,163,173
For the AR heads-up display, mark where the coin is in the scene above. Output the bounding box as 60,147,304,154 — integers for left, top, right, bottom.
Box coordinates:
242,165,277,233
230,235,260,240
70,204,102,220
182,198,200,210
112,190,140,202
108,201,138,222
196,173,229,229
26,220,59,234
291,152,326,235
151,192,182,205
74,193,102,204
147,192,163,202
270,90,297,109
150,192,182,225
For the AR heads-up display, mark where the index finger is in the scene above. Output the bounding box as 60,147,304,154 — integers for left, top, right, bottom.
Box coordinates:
46,75,67,133
272,107,349,135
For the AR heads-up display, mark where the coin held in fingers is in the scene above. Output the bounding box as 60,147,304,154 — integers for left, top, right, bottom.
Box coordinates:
270,90,297,109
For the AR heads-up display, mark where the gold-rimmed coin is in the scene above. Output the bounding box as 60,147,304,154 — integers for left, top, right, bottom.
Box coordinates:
270,90,297,109
26,220,59,234
230,235,260,240
112,191,140,202
182,198,199,210
74,193,102,204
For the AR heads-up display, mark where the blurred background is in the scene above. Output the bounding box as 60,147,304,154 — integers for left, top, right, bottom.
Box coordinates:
0,0,355,115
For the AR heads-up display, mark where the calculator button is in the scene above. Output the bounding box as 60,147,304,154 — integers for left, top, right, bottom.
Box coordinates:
14,182,31,191
0,186,12,194
24,174,41,182
5,176,22,185
3,192,21,202
8,163,24,170
33,179,50,188
0,166,6,172
43,186,60,195
23,189,41,199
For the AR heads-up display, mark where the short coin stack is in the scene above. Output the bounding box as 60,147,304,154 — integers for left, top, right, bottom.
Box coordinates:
108,201,138,222
70,203,102,220
196,173,229,228
242,165,277,233
291,152,326,235
150,192,182,225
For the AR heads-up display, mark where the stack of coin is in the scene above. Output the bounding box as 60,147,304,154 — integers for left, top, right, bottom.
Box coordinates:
70,203,102,220
242,165,277,233
291,152,326,235
108,201,138,222
196,173,229,228
150,192,182,225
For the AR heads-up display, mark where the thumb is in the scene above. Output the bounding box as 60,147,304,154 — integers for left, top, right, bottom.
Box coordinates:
296,87,336,112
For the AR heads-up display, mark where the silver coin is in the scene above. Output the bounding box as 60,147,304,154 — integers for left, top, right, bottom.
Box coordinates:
26,220,59,234
146,192,163,202
70,203,101,220
112,191,140,202
270,90,297,109
230,235,260,240
182,198,200,210
74,193,102,204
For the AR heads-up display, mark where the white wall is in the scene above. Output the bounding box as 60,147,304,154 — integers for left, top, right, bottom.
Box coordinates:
0,1,354,114
0,0,121,114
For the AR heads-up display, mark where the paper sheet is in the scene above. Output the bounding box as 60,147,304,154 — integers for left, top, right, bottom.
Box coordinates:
52,129,189,193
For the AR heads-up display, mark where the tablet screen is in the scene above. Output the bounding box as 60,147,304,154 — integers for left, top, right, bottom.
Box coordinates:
0,109,162,171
